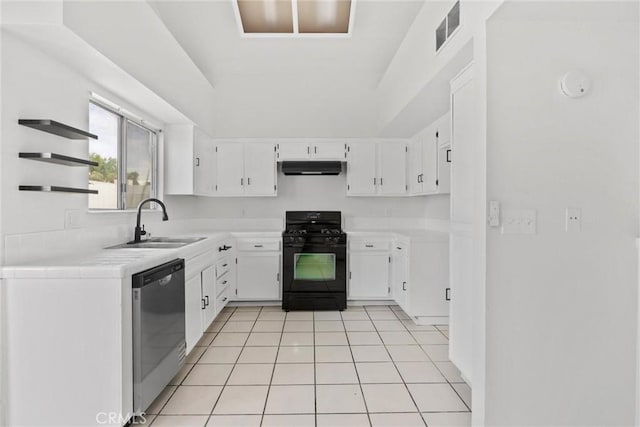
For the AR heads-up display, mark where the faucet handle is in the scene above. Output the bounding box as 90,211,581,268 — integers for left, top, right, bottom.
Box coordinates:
140,225,147,236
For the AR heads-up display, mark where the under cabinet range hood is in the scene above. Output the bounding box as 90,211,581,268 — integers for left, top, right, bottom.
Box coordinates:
281,161,342,175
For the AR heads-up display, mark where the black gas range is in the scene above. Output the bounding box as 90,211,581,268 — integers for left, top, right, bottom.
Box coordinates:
282,211,347,311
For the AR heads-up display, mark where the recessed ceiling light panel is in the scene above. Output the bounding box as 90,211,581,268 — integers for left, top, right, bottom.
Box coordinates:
237,0,294,33
298,0,351,33
235,0,353,36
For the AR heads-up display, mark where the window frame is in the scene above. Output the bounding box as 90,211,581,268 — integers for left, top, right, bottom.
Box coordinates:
88,99,159,211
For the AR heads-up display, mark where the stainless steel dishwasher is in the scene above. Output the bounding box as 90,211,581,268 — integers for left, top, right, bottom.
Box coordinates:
132,258,186,414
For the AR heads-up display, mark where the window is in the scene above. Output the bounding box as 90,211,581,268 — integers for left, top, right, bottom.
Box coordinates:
88,101,158,210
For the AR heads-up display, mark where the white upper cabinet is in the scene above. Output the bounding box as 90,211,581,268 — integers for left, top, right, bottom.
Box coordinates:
244,143,277,196
378,142,408,195
215,143,245,195
277,141,346,161
450,69,474,222
313,142,347,160
193,128,216,195
165,124,216,196
216,142,277,197
278,143,311,161
346,143,377,195
347,141,407,196
410,112,451,196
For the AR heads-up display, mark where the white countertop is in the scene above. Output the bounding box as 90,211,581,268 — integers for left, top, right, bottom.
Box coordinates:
1,231,235,279
1,228,445,279
345,229,449,242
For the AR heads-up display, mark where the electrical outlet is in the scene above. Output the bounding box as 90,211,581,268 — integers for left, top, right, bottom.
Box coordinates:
64,209,82,229
565,208,581,232
488,200,500,227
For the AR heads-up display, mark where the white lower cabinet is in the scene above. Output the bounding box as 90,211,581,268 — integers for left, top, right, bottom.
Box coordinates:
185,274,204,354
234,237,281,300
391,241,409,312
400,235,449,324
348,238,391,299
184,238,235,354
349,232,449,325
201,265,217,328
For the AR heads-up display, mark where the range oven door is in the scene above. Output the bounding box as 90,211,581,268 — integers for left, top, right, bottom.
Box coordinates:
283,243,346,293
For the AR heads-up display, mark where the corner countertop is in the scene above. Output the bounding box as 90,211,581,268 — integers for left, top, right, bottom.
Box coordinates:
1,231,238,280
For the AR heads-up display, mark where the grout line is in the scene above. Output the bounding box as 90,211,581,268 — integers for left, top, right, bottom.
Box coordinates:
372,305,429,427
342,306,373,427
203,306,248,426
313,310,318,427
260,306,287,426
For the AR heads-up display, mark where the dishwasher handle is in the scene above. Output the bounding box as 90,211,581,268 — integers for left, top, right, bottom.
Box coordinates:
132,258,185,289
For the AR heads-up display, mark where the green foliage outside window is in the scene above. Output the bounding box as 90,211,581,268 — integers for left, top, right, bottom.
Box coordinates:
89,153,117,183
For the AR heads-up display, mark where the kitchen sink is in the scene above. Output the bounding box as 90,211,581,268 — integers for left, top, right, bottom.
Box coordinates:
106,237,206,249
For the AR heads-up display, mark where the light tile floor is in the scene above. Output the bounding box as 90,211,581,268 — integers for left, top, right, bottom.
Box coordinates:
144,305,471,427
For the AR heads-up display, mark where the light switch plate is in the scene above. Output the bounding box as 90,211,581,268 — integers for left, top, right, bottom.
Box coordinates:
501,209,537,235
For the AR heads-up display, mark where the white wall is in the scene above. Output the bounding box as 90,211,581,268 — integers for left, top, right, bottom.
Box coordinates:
186,170,448,222
0,32,178,264
210,73,379,138
377,0,503,135
484,2,639,424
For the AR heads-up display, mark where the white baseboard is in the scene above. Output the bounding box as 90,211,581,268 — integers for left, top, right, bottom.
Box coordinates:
414,315,449,326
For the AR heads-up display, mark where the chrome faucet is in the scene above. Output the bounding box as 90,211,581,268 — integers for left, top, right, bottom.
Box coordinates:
132,198,169,243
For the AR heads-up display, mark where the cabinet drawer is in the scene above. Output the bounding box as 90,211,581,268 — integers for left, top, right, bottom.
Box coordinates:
216,287,230,312
216,257,232,278
216,272,232,296
237,239,280,252
349,240,391,252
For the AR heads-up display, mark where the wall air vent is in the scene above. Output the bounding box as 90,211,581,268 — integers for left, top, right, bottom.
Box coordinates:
436,1,460,52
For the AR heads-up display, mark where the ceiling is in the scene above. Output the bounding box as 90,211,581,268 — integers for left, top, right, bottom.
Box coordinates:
150,0,425,88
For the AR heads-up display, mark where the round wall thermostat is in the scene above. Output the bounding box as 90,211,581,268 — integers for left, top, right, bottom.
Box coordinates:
560,71,591,98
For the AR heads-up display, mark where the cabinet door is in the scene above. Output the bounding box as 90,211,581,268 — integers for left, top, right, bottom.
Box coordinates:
437,145,451,194
164,124,195,195
194,128,215,195
449,231,473,384
450,67,475,222
185,274,203,354
245,143,277,196
436,111,451,147
313,142,346,160
347,143,377,195
216,143,245,195
236,253,280,299
278,142,310,161
379,142,407,195
392,245,409,314
408,141,423,195
201,265,217,329
421,133,439,194
349,253,390,299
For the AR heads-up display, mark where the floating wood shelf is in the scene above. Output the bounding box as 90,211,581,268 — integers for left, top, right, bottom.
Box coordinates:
18,119,98,140
19,186,98,195
19,152,98,167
